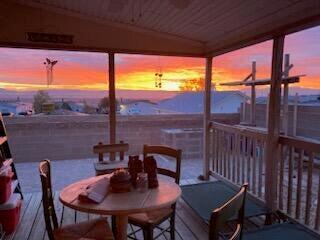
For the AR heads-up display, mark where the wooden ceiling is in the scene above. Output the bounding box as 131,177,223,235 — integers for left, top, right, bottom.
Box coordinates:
0,0,319,56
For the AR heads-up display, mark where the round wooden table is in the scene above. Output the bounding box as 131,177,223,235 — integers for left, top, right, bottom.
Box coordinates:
60,175,181,240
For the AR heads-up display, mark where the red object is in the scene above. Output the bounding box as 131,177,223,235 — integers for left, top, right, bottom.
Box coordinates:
0,194,22,234
0,171,13,204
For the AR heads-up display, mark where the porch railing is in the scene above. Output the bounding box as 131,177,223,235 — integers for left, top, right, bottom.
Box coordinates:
209,121,320,231
278,135,320,230
209,122,267,198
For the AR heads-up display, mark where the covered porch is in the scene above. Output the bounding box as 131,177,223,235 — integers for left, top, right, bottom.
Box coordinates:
1,0,320,239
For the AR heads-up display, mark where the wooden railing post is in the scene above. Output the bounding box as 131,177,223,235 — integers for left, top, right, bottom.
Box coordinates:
202,57,213,180
265,36,284,210
250,61,256,126
109,53,116,161
283,54,290,135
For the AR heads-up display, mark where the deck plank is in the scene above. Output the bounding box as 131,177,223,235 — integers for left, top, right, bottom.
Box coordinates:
5,193,32,240
27,192,48,240
6,188,266,240
176,198,209,240
175,213,198,240
11,193,42,240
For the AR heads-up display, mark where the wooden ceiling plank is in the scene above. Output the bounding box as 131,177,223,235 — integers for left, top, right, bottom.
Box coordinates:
170,0,217,29
179,0,261,40
132,0,155,25
176,0,243,38
149,0,178,31
118,0,134,24
112,0,159,32
157,0,212,37
205,0,318,51
198,0,297,41
193,3,279,41
95,0,109,20
140,0,166,29
207,0,285,29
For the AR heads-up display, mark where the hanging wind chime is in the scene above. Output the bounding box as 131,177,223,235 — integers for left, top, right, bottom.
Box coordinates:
155,57,163,88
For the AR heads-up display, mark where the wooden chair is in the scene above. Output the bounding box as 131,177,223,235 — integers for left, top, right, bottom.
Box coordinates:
93,141,129,175
209,183,248,240
39,159,114,240
128,145,182,240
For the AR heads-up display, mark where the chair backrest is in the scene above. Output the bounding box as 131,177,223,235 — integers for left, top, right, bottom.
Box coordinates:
209,183,248,240
39,159,58,240
143,145,182,184
93,141,129,162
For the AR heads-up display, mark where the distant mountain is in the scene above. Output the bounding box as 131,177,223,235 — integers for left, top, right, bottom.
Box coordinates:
0,89,178,102
0,86,318,102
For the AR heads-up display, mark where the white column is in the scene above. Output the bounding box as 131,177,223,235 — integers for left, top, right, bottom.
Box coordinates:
203,57,213,180
250,61,256,125
265,36,284,210
283,54,290,135
109,53,116,146
293,93,299,136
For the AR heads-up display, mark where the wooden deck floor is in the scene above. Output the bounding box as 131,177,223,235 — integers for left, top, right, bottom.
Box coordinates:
5,179,211,240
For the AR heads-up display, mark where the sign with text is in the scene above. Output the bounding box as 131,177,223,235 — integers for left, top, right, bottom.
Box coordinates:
26,32,74,44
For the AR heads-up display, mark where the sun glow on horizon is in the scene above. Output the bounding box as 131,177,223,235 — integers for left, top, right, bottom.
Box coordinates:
0,26,319,95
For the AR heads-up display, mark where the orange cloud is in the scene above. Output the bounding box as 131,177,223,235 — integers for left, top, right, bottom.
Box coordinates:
0,31,319,94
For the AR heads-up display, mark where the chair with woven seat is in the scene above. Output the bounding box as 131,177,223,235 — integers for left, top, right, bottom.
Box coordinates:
39,159,114,240
128,145,182,240
93,141,129,175
209,183,248,240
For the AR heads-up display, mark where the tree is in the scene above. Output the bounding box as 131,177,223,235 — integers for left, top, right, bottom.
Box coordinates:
83,100,96,114
98,97,120,114
179,78,205,91
98,97,110,113
33,90,51,113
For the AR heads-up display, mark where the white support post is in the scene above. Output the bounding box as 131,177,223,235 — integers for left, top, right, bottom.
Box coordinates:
266,93,270,128
293,93,299,136
250,61,256,126
242,98,246,122
265,36,284,210
109,53,116,160
283,54,290,135
202,57,213,180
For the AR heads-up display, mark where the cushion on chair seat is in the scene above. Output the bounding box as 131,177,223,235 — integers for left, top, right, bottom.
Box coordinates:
94,159,128,175
128,207,173,226
53,218,114,240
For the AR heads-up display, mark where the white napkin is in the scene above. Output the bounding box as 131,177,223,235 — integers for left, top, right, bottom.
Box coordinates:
79,177,110,203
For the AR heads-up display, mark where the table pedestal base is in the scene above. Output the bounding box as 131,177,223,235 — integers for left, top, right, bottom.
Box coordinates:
115,215,128,240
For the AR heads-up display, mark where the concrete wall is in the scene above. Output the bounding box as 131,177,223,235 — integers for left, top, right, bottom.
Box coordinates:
4,113,240,163
241,103,320,140
161,128,203,159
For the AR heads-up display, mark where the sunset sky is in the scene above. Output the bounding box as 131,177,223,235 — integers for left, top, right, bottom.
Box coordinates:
0,26,319,97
